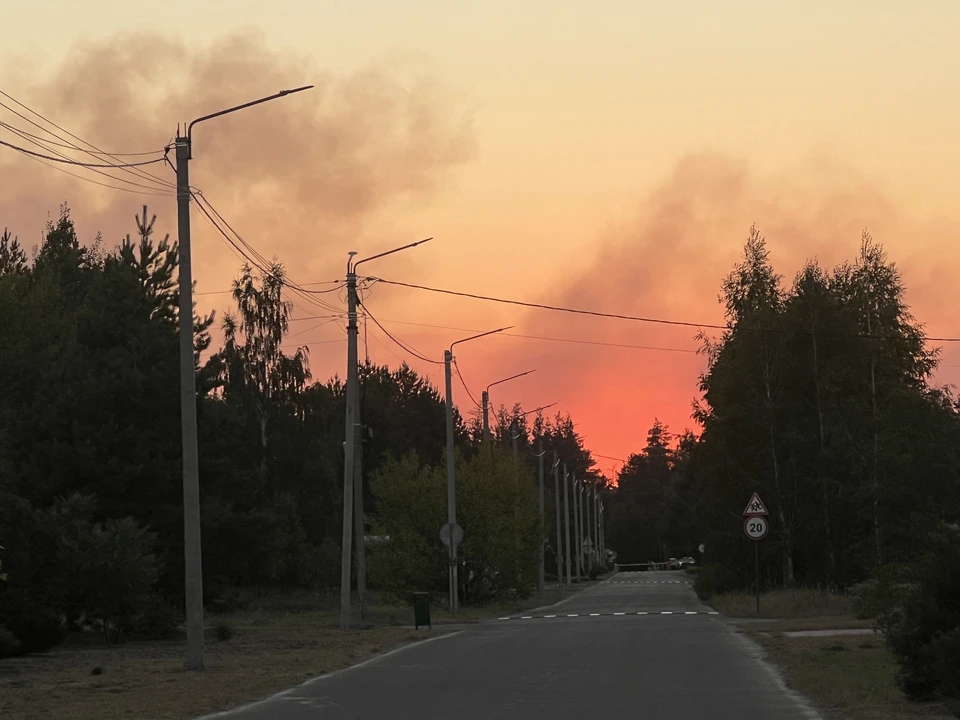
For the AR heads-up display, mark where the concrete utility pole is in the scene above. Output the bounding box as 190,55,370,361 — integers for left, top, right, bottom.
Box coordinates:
339,254,359,629
563,464,572,585
481,390,490,445
445,327,511,613
553,452,562,589
340,239,432,628
352,309,366,619
537,437,545,592
599,500,605,560
573,473,582,580
592,490,599,567
580,482,586,576
175,84,312,670
443,349,457,613
586,483,593,575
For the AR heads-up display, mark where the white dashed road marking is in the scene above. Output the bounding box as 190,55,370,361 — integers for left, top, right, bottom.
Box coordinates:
496,610,721,622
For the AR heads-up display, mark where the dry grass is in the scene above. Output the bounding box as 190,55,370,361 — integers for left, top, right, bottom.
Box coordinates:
0,625,439,720
730,616,876,633
0,585,579,720
753,634,955,720
709,588,855,619
225,586,571,628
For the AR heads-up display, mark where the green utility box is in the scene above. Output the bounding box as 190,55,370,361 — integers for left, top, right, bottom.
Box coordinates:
413,592,431,629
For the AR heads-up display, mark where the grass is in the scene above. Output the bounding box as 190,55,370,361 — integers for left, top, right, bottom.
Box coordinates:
752,634,955,720
224,585,574,628
0,583,587,720
708,587,856,619
0,625,436,720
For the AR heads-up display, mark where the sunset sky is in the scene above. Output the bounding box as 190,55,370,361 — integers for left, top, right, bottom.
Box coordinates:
3,1,959,468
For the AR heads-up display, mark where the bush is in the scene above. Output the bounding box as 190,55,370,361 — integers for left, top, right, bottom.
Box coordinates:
56,514,161,644
0,628,21,658
0,593,64,654
214,620,235,642
877,525,960,700
850,563,914,620
693,562,736,601
130,596,182,640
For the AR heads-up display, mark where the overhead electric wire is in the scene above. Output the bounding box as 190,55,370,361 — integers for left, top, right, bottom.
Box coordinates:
194,280,341,297
0,90,175,191
190,189,344,315
186,188,343,317
289,317,342,339
376,317,698,354
0,137,165,168
1,119,174,196
452,358,482,408
10,149,173,196
370,277,960,344
357,299,441,365
0,122,161,155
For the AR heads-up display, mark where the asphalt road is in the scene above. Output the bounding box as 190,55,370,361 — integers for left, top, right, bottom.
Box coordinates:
201,571,822,719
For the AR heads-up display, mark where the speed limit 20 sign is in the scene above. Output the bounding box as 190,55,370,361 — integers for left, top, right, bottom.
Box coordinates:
743,492,770,541
743,516,768,540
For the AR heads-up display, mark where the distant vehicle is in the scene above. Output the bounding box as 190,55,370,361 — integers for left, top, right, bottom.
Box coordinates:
678,556,696,568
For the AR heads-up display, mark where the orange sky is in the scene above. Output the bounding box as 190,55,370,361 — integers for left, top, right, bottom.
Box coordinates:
2,3,959,464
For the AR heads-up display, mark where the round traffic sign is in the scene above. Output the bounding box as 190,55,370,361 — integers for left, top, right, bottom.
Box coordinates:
744,516,768,541
440,522,464,548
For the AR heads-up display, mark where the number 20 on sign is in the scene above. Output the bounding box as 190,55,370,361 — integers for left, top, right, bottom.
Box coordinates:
744,515,768,540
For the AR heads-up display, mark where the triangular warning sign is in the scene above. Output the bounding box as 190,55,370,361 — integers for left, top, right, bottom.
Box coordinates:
743,492,769,516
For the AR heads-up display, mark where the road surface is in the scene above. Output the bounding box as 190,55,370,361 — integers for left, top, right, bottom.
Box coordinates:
201,571,821,719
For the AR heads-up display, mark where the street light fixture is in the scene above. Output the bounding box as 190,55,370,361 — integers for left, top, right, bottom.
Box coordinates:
444,326,512,614
338,238,432,629
175,84,313,671
482,370,536,444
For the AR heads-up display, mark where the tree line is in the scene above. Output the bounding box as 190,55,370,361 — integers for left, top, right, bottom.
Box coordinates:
0,204,600,657
602,226,959,700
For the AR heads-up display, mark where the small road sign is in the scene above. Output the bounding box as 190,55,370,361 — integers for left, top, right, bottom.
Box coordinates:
440,522,463,548
744,516,769,541
698,543,705,554
743,492,769,517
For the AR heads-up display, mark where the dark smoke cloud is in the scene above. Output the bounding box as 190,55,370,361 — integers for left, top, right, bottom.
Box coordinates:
0,30,475,292
463,152,960,457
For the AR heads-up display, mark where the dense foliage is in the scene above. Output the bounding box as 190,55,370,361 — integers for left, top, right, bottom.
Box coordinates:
602,225,959,700
0,204,598,654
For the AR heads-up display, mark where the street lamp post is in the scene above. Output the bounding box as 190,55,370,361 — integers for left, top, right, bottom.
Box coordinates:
444,327,512,613
481,370,535,446
552,453,562,588
175,85,312,671
339,239,431,629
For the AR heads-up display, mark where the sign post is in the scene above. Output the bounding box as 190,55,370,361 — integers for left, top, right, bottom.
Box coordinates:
743,493,769,616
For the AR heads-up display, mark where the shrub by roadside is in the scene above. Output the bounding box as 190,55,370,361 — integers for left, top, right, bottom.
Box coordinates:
875,524,960,702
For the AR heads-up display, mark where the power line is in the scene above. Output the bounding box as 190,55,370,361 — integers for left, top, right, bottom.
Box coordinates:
452,358,481,408
194,280,342,297
0,137,164,168
375,317,699,354
0,121,160,155
371,277,960,343
190,189,344,316
2,117,174,196
8,148,173,196
0,90,175,191
357,298,441,365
